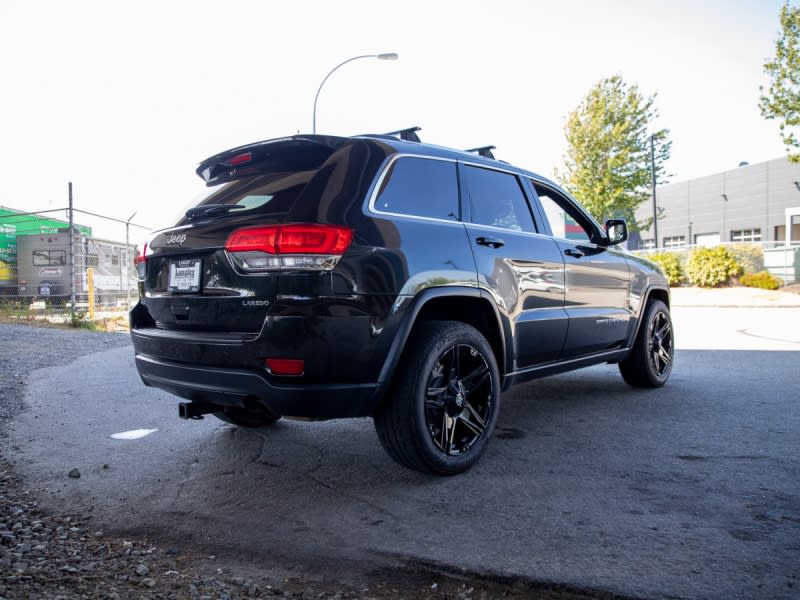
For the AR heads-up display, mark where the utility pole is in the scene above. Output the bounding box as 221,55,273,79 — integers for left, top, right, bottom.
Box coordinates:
125,211,137,309
650,135,658,249
68,182,75,322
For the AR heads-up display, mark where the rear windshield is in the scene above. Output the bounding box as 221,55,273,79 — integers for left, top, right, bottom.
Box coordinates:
175,170,314,226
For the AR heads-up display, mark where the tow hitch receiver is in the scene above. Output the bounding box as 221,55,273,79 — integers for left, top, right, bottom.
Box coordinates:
178,402,216,420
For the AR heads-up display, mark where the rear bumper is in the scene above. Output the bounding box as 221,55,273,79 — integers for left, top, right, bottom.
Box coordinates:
135,353,377,419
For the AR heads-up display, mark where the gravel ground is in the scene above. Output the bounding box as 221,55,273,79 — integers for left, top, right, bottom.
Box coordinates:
0,321,621,600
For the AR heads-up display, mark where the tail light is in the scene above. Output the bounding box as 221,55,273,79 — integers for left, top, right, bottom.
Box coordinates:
134,242,151,280
224,224,353,272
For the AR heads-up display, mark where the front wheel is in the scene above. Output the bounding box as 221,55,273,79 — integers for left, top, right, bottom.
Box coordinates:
619,299,674,387
374,321,501,475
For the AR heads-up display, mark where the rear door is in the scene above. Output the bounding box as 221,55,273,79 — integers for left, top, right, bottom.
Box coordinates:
461,163,567,369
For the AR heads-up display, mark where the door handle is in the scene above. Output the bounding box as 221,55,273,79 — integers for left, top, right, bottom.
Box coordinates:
564,248,584,258
476,236,505,249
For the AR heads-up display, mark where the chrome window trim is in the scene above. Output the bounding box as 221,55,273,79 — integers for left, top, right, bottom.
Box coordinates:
367,153,463,225
367,153,536,228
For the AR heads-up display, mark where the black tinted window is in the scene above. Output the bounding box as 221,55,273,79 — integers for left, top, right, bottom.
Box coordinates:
374,157,458,220
178,171,314,225
464,166,534,232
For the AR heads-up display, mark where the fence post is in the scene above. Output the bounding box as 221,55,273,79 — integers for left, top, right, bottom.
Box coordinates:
87,267,95,320
68,182,75,321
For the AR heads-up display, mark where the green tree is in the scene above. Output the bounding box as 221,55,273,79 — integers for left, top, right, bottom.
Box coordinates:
558,75,671,232
759,2,800,163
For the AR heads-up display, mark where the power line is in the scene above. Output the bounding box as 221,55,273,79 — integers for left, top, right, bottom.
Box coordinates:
71,208,153,230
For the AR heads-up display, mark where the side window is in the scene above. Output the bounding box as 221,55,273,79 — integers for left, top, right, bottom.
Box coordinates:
374,157,458,220
532,182,593,243
464,166,534,232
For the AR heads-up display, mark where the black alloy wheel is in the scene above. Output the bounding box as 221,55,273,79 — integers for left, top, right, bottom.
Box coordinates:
619,299,674,388
424,343,493,456
648,307,673,379
374,320,500,475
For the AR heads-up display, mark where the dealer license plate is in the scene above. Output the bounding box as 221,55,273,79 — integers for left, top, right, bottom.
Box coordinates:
168,259,201,293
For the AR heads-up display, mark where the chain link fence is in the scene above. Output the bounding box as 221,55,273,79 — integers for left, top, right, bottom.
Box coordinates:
0,203,151,326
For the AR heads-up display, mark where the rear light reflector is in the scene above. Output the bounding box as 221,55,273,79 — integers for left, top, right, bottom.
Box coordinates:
225,224,353,272
265,358,305,376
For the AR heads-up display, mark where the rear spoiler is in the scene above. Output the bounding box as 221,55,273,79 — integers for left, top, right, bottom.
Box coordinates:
196,136,345,185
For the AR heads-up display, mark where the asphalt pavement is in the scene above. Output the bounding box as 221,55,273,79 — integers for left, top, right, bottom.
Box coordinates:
4,291,800,599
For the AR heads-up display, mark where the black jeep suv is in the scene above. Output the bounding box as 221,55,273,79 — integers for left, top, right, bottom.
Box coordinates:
130,128,673,475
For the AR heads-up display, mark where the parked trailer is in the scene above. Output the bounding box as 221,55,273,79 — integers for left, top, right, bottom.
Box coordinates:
0,207,92,291
15,232,136,302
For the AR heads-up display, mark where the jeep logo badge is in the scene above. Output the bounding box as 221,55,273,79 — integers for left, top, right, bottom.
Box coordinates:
166,233,187,246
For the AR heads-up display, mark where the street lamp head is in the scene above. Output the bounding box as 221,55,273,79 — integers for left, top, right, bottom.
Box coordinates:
312,52,400,134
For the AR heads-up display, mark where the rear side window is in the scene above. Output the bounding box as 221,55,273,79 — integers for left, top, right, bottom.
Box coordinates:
464,166,534,232
374,157,459,220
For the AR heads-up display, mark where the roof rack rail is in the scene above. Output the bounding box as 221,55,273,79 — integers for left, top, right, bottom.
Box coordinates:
383,127,422,142
465,145,496,159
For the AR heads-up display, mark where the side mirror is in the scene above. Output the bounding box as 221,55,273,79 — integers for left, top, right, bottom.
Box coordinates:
605,219,628,246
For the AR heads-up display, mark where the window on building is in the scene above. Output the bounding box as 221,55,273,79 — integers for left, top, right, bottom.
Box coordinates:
640,239,656,250
730,229,762,242
663,236,686,249
776,218,800,242
695,233,720,247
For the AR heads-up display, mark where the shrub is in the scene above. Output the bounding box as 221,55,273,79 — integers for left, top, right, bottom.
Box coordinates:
740,270,781,290
685,246,743,287
729,244,764,274
648,252,684,286
69,311,97,331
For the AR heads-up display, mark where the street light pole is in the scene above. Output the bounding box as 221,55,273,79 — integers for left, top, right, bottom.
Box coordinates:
650,134,658,249
312,52,398,134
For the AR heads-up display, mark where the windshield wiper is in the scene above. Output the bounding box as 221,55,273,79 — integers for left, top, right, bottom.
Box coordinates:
185,204,246,220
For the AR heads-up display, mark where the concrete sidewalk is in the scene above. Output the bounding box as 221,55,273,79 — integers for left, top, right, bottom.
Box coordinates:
670,286,800,307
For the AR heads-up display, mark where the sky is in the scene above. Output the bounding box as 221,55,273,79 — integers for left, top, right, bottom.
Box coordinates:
0,0,792,242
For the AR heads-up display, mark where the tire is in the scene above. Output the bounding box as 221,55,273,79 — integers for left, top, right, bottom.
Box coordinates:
213,405,281,427
374,321,501,475
619,299,674,388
